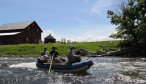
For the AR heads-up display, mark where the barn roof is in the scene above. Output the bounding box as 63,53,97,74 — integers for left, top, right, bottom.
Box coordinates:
45,34,56,39
0,21,35,31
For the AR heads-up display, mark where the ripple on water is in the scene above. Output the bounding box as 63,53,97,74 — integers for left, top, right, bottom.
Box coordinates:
0,57,146,84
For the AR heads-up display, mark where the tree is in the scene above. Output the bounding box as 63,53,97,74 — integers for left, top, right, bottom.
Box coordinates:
61,38,66,43
107,0,146,44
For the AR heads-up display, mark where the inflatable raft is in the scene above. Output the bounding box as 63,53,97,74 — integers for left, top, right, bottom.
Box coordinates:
36,59,93,73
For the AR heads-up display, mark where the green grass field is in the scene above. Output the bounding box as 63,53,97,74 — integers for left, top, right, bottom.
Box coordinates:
0,41,120,57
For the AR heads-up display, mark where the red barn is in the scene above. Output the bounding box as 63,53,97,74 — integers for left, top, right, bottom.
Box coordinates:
0,21,43,45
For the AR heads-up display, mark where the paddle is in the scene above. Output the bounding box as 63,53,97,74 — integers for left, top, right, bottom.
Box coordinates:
48,54,54,73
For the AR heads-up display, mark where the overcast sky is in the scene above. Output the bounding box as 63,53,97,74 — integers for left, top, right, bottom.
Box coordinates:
0,0,116,42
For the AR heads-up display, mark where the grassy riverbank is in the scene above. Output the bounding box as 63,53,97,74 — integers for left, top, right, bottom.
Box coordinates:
0,41,120,57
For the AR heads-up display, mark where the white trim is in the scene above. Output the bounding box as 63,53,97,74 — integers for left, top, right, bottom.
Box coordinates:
0,32,21,36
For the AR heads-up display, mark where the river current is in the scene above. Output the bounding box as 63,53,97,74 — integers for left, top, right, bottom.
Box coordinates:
0,57,146,84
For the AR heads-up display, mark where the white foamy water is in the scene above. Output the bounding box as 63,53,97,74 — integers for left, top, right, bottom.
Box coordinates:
93,62,137,71
91,60,146,83
104,73,146,83
93,61,146,71
1,57,146,84
9,62,37,69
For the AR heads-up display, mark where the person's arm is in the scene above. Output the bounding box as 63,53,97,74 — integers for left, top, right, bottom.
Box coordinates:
46,51,50,56
73,51,81,57
57,52,59,56
44,51,50,59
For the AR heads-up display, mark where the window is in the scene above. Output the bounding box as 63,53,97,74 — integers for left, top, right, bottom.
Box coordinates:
26,37,29,42
35,39,37,42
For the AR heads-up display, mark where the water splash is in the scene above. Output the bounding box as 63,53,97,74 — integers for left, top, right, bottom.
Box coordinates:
1,57,146,84
9,62,37,69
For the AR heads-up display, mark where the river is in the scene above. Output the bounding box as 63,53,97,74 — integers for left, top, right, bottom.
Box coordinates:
0,57,146,84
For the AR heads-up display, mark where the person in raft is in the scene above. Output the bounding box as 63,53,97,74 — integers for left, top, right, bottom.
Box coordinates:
39,46,50,63
50,46,66,64
67,45,81,63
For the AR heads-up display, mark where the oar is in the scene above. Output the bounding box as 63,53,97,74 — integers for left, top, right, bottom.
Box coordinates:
48,54,54,73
